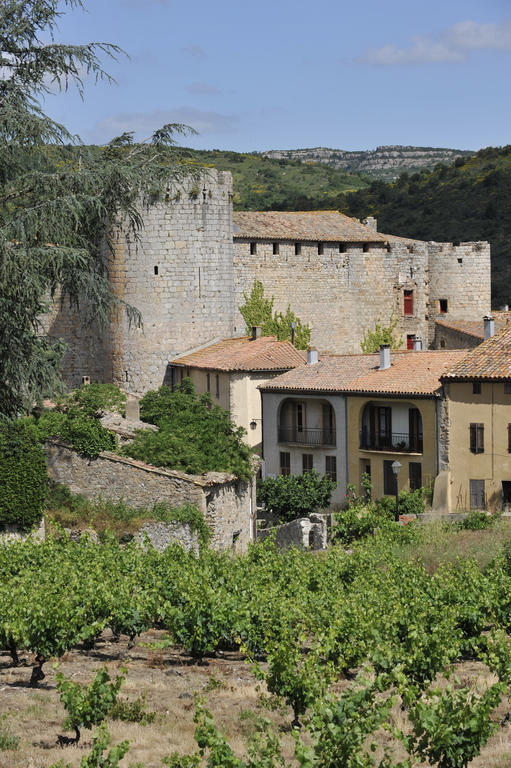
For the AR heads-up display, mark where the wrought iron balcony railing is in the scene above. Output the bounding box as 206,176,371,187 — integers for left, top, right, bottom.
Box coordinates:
278,426,336,447
360,430,423,453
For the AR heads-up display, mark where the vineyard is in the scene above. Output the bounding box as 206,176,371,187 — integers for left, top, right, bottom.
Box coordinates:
2,521,511,767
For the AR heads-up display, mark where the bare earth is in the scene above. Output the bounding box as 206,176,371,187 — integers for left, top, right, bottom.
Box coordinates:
1,630,511,768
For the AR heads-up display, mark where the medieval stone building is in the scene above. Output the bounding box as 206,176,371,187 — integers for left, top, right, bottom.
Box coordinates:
46,169,491,395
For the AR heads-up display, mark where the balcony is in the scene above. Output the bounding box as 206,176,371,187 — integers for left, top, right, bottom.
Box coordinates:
278,426,336,447
360,430,423,453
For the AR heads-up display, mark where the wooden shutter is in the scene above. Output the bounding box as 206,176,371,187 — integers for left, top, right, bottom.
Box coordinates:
404,290,413,315
470,423,484,453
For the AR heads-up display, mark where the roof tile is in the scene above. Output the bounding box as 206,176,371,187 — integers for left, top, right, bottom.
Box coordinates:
442,322,511,380
232,211,387,243
261,349,467,396
170,335,306,372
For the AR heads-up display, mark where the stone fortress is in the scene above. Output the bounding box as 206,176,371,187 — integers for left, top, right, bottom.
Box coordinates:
46,169,491,396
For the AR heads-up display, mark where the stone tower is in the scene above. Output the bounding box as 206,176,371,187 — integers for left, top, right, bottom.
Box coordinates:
108,169,236,394
46,169,236,394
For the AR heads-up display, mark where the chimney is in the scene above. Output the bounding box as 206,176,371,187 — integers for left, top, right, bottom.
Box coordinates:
363,216,377,232
307,348,318,365
412,336,423,351
484,316,495,340
251,326,262,340
379,344,391,370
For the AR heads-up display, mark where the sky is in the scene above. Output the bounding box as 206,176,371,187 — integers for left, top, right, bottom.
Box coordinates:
41,0,511,153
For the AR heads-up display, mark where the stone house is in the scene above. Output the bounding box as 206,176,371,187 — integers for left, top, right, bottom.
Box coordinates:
167,331,305,451
433,311,511,350
260,346,466,505
438,321,511,513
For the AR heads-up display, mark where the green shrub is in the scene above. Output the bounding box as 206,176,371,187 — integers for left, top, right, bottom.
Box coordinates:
257,470,336,522
124,382,253,480
59,415,117,458
65,383,126,417
376,487,425,518
109,693,156,725
456,509,497,531
0,420,47,530
32,384,121,459
332,503,395,545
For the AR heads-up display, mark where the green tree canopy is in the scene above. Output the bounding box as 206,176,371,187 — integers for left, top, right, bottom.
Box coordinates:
239,279,311,349
123,380,254,480
360,315,403,353
0,0,195,417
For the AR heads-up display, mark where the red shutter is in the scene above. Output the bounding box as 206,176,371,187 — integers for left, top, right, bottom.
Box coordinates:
407,335,414,350
404,290,413,315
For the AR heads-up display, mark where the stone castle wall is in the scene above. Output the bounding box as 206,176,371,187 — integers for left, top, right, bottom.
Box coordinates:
45,441,254,552
233,238,430,354
108,170,235,394
427,242,491,343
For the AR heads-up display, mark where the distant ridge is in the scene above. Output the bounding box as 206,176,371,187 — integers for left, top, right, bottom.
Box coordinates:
261,145,474,181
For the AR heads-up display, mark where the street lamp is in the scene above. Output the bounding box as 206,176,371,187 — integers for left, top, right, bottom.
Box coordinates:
391,460,402,522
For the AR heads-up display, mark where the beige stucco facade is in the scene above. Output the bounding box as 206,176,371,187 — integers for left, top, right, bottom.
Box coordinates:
347,395,438,499
442,381,511,512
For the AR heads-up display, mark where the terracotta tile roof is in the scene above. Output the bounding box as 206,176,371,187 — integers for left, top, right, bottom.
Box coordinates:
261,349,467,397
435,312,511,340
232,211,387,243
170,335,306,372
442,323,511,380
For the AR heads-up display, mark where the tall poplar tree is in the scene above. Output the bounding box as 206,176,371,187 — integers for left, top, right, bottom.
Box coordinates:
0,0,195,417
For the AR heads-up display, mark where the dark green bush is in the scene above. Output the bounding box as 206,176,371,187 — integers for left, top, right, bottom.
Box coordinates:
257,470,336,522
124,381,253,481
0,420,47,530
31,383,122,458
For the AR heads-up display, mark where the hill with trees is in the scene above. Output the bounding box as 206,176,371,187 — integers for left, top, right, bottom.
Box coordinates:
187,148,369,209
336,146,511,308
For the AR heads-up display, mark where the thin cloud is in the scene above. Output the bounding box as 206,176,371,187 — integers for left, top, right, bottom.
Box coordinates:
180,44,207,60
359,20,511,66
186,82,221,95
94,107,238,142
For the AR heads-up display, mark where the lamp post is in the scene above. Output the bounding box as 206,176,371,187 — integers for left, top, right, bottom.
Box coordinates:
392,460,402,522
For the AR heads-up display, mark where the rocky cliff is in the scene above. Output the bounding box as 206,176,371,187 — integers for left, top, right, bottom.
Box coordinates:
262,145,474,181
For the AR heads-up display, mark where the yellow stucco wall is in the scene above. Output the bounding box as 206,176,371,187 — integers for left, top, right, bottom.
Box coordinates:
445,382,511,512
347,395,438,498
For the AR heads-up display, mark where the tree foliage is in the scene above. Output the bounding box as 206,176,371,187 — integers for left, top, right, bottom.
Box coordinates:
0,0,195,417
0,419,47,530
123,380,254,480
239,280,310,349
360,315,403,353
257,470,336,522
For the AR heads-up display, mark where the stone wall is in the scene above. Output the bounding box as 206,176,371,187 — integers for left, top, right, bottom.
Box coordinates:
233,238,430,354
257,514,327,550
427,242,491,342
44,442,254,552
135,521,199,554
432,323,480,350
